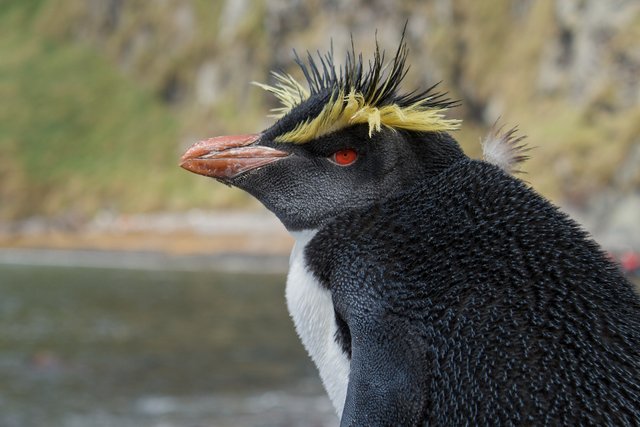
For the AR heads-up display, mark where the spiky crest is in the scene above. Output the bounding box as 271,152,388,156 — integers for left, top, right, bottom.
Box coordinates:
253,33,461,144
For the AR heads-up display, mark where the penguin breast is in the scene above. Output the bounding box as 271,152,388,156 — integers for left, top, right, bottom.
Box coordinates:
286,230,351,415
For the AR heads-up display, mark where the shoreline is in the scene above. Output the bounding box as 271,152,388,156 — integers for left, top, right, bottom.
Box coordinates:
0,247,290,274
0,210,293,273
1,208,638,276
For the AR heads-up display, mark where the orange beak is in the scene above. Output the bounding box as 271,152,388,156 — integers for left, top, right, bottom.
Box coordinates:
179,134,289,180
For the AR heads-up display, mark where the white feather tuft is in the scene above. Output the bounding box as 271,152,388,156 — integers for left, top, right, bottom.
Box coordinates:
481,123,530,175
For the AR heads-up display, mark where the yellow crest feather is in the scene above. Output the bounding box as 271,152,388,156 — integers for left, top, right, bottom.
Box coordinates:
252,72,309,118
270,89,460,143
256,37,461,144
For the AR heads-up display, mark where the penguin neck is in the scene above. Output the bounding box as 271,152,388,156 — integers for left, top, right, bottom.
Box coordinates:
286,228,350,416
289,229,318,253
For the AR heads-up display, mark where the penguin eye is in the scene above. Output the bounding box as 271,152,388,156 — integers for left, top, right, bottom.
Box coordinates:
330,148,358,166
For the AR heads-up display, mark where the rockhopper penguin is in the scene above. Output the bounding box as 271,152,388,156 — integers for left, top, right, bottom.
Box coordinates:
180,37,640,425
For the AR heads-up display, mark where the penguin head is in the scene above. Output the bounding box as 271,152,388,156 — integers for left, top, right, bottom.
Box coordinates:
181,38,464,231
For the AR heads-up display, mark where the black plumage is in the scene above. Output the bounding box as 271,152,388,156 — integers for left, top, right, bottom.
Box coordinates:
306,157,640,425
290,38,456,110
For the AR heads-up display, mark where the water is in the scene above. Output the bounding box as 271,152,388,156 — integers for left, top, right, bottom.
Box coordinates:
0,264,337,427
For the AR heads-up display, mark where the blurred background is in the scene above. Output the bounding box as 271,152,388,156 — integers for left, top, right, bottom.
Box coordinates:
0,0,639,426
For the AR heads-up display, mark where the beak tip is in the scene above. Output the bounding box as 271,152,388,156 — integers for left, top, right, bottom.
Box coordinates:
178,157,190,170
178,133,285,180
179,159,197,174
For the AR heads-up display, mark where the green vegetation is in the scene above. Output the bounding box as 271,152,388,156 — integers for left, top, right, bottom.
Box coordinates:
0,1,247,220
425,0,640,201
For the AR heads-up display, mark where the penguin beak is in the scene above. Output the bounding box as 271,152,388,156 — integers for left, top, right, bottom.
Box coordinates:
180,134,289,180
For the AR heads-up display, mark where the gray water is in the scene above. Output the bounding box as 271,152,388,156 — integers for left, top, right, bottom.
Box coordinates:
0,264,337,427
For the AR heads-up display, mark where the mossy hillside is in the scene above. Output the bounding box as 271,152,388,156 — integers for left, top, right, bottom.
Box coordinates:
425,0,640,201
0,1,252,220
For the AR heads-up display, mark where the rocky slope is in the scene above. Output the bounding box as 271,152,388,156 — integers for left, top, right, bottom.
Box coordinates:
42,0,640,194
3,0,639,246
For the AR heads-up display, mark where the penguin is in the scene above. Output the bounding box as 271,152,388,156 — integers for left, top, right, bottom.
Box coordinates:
180,37,640,426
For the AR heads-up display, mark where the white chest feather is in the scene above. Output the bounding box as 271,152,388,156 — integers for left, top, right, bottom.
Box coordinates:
286,230,350,416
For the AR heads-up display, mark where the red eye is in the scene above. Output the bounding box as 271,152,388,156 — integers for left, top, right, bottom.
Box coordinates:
331,149,358,166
